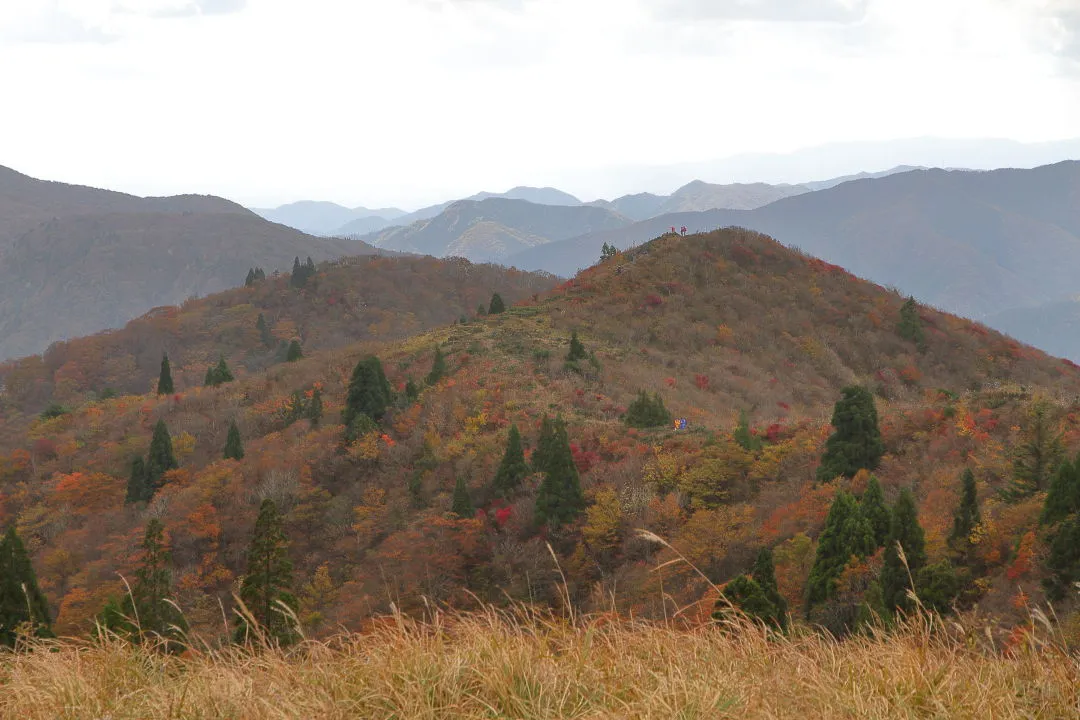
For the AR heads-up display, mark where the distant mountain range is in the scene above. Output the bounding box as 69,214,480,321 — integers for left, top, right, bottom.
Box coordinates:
0,165,373,360
508,161,1080,354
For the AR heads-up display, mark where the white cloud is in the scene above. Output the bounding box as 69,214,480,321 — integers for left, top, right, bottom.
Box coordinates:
0,0,1076,208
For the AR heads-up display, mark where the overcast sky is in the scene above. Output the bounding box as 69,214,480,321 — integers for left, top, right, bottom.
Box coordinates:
0,0,1078,208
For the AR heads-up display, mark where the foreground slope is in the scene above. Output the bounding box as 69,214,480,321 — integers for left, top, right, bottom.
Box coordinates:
0,230,1077,642
0,165,374,360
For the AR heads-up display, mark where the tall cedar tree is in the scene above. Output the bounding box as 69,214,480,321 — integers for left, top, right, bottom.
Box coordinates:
451,477,474,518
733,409,763,451
245,268,257,287
488,292,506,314
126,456,149,504
624,390,673,429
146,419,178,496
534,416,585,529
256,313,274,348
1041,454,1079,526
1011,399,1064,496
426,346,447,386
861,476,891,547
1044,516,1080,602
493,424,529,497
157,353,174,395
805,491,876,611
115,519,188,648
713,548,788,631
897,297,925,348
0,526,52,646
205,356,235,387
881,489,928,614
307,386,323,426
224,420,245,460
342,356,392,439
817,386,884,482
566,331,588,362
286,340,303,362
235,499,298,645
951,469,982,547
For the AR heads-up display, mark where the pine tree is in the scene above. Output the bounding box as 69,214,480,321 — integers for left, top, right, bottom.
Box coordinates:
234,499,298,645
129,519,187,648
290,256,303,288
493,424,528,497
534,416,585,529
256,313,274,348
451,477,474,518
343,356,392,439
245,268,257,287
805,491,876,611
125,456,149,504
713,575,779,628
897,297,925,348
488,292,506,314
733,409,763,451
307,386,323,426
205,356,235,387
1044,515,1080,602
426,347,447,386
566,331,587,362
951,469,982,547
1041,455,1079,526
599,242,617,261
476,303,487,317
0,526,52,647
224,420,245,460
146,419,178,496
404,379,419,403
624,390,673,429
881,489,928,614
816,386,884,482
751,547,788,630
860,475,891,547
1011,398,1064,496
286,340,303,362
157,353,174,395
254,267,265,282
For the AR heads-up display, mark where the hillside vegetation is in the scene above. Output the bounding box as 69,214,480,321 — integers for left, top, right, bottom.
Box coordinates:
1,230,1079,653
0,165,374,360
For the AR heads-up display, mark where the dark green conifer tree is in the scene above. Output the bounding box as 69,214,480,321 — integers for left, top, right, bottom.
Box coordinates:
860,475,891,547
290,256,303,287
307,386,323,426
624,390,673,429
1044,515,1080,602
805,491,876,611
1041,455,1079,526
488,292,506,314
751,547,788,630
343,356,392,440
816,386,884,482
146,419,178,495
404,379,419,403
713,575,779,628
425,346,447,386
234,499,298,645
534,416,585,529
245,268,257,287
566,331,587,362
256,313,274,348
126,519,187,648
881,489,928,614
125,456,149,504
286,340,303,362
493,424,529,497
951,469,982,548
897,297,925,348
451,477,474,518
224,420,245,460
733,409,763,451
1010,399,1064,497
205,356,235,387
0,526,52,646
157,353,174,395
